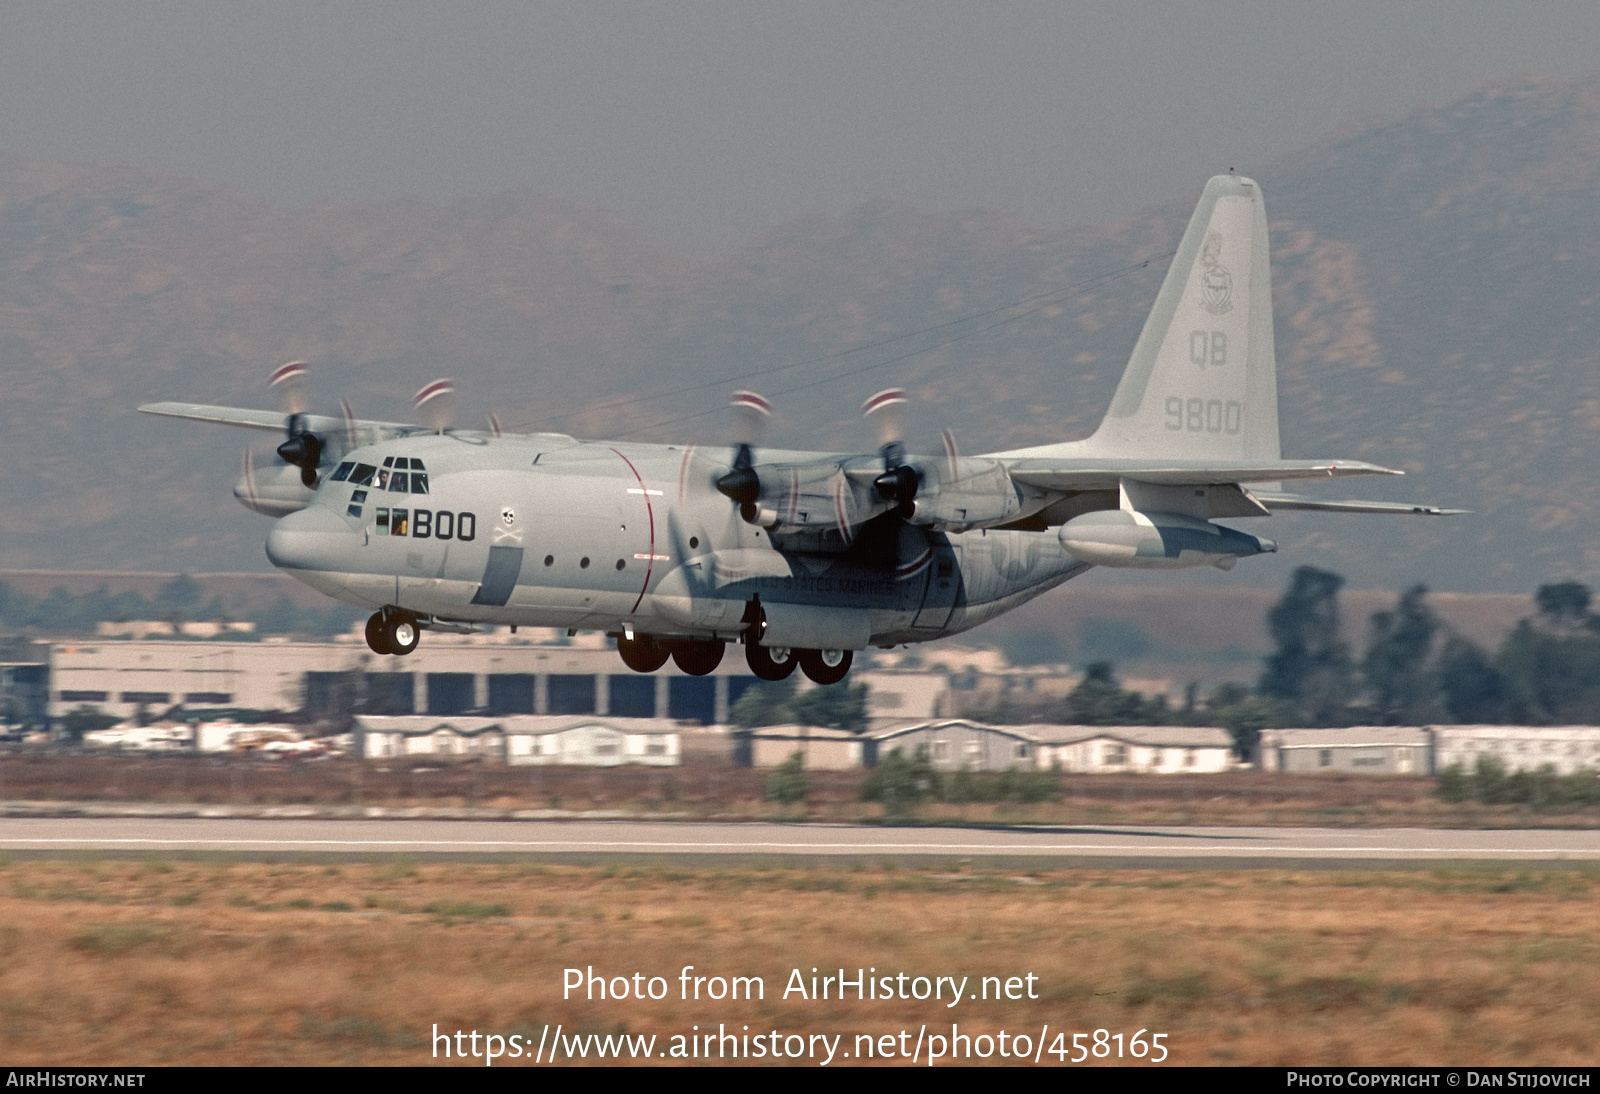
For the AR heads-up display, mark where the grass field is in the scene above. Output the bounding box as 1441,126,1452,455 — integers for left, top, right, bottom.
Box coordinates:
1,856,1596,1066
5,754,1600,829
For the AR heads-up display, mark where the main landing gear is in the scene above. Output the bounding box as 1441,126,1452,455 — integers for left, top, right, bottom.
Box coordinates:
365,608,420,656
612,634,852,684
744,642,852,684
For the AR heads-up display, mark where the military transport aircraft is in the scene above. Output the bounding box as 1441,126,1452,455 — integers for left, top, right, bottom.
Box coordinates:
140,175,1457,685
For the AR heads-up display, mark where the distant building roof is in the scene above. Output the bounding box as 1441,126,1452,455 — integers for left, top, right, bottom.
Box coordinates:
1024,725,1234,748
868,719,1034,743
735,724,861,742
1261,726,1431,748
354,714,680,736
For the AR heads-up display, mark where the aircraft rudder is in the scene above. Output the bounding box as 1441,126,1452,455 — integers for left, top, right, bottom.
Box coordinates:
1088,174,1280,460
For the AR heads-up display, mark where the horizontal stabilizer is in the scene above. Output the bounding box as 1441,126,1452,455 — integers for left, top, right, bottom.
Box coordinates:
1004,457,1402,492
1255,492,1467,516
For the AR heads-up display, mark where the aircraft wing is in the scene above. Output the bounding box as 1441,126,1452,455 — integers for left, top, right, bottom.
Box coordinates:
138,402,424,438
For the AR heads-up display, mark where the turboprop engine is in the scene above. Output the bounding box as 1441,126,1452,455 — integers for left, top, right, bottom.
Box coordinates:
1058,510,1275,571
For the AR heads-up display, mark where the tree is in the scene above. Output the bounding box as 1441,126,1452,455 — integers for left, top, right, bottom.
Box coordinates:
787,682,869,731
1259,567,1355,726
764,751,808,805
57,704,120,743
858,747,937,819
730,678,869,731
730,679,796,728
1496,616,1600,725
1064,661,1164,725
1362,584,1441,724
1535,581,1592,630
1205,683,1292,760
1438,635,1520,724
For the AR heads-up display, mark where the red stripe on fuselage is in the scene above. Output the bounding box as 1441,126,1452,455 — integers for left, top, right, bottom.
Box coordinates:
611,448,656,614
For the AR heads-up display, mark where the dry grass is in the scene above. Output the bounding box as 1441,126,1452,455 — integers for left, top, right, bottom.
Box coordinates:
6,754,1600,828
0,857,1596,1065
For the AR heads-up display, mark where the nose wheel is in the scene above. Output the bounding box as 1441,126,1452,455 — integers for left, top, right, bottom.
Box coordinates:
365,609,420,656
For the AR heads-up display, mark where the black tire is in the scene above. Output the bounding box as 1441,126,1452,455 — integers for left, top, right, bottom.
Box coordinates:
799,648,852,685
746,641,797,681
617,633,670,673
365,612,393,655
671,639,724,676
385,612,420,656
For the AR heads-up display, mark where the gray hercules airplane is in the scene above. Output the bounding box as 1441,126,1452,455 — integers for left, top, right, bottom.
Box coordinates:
141,176,1458,685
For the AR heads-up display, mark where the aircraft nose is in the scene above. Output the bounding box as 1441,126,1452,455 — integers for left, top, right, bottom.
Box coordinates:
265,505,354,572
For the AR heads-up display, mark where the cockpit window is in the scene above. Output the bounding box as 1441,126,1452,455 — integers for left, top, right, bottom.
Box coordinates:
410,472,428,494
348,463,377,487
330,462,354,482
388,471,409,492
381,456,395,468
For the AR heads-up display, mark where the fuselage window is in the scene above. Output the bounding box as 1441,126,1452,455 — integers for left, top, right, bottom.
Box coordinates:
330,462,354,482
349,464,376,487
347,488,367,519
391,508,409,536
376,507,389,534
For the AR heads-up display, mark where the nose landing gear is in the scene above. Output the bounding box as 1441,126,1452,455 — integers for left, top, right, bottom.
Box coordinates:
365,608,420,656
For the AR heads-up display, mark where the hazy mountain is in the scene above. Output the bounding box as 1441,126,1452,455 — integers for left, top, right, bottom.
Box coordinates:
1,76,1597,595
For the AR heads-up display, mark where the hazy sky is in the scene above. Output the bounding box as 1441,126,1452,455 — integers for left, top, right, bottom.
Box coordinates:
3,2,1598,260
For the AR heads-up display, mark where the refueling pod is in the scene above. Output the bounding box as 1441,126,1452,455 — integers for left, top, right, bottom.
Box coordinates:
1058,509,1275,570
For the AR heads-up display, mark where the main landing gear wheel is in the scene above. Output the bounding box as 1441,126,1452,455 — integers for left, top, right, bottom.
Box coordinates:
746,641,797,681
671,639,725,676
799,648,852,685
618,633,670,673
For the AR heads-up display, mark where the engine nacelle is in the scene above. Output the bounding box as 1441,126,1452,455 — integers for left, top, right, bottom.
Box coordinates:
908,458,1020,531
1058,509,1275,570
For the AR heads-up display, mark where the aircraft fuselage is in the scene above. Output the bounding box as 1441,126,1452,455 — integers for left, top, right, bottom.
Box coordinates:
265,431,1089,651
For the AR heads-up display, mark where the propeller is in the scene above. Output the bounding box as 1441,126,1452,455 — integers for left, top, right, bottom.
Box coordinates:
863,388,918,517
413,378,456,433
240,446,261,511
715,391,773,522
269,361,323,487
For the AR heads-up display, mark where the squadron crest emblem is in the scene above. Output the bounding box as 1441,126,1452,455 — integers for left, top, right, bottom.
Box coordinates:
1198,230,1233,316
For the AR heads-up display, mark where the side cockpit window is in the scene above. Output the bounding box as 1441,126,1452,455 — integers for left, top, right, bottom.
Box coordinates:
330,462,355,482
348,463,377,487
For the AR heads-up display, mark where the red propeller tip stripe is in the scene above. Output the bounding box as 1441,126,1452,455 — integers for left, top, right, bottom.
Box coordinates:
268,361,308,387
729,391,773,416
413,379,455,407
862,389,907,416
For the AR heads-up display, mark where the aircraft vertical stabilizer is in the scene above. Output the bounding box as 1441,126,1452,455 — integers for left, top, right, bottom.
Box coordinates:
1084,174,1280,462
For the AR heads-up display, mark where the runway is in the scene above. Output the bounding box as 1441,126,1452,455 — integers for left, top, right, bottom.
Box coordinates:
1,816,1597,867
